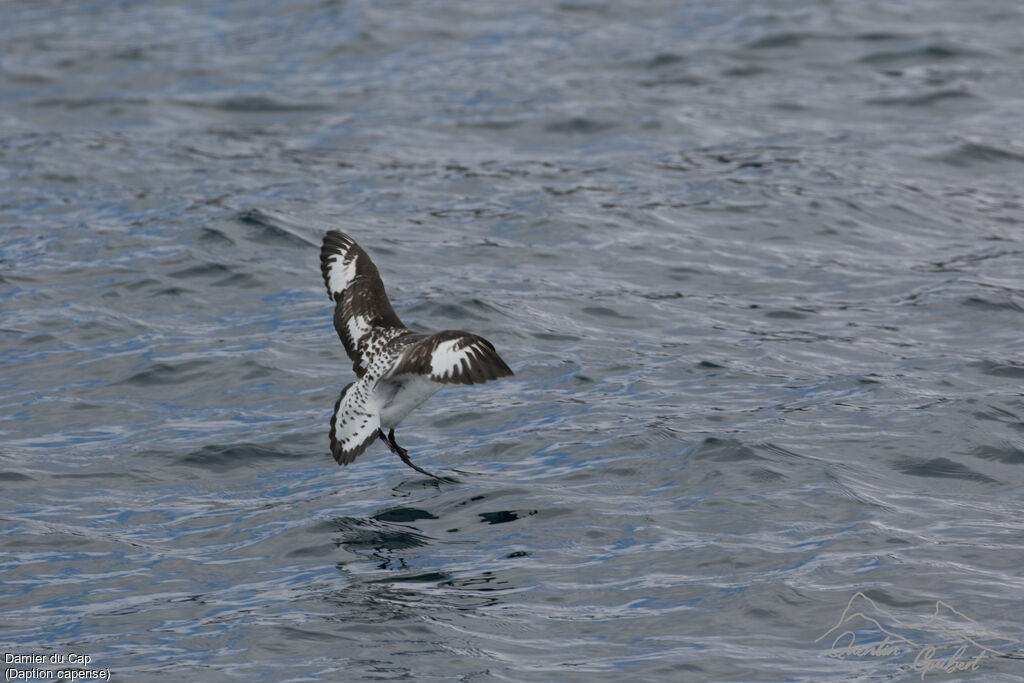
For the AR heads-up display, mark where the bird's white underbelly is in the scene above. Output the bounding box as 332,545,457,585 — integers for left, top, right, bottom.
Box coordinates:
376,374,443,429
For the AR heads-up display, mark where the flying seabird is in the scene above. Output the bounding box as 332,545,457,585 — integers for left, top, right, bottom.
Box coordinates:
320,231,513,479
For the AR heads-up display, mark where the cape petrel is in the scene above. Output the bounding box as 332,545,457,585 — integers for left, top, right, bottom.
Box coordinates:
320,231,513,478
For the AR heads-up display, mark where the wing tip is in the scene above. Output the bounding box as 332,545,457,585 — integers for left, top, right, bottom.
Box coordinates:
322,229,352,247
473,334,513,384
434,333,513,385
320,230,358,299
479,357,514,384
330,426,381,466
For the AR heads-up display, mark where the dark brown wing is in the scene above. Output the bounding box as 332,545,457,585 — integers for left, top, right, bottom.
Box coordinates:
385,330,513,385
320,231,407,378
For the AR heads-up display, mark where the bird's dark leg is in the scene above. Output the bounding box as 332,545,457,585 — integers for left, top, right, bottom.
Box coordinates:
382,428,443,480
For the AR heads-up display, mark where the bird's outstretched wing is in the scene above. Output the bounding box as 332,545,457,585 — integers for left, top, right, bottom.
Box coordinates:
386,330,513,385
320,231,407,378
328,382,380,465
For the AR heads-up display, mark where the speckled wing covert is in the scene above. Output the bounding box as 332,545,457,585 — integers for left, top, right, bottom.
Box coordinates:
320,231,407,378
385,330,514,385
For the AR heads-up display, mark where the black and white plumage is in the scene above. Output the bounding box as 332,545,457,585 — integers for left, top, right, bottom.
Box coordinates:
320,231,513,478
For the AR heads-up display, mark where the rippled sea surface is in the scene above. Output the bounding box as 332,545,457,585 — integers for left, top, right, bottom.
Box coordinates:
3,1,1024,680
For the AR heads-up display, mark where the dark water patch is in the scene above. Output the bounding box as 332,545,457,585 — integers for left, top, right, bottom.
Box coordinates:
926,248,1024,271
934,142,1024,167
117,359,213,386
972,360,1024,379
320,516,431,552
40,172,80,184
408,297,507,321
721,64,773,78
0,470,33,482
770,101,811,112
747,32,818,50
457,118,524,130
75,320,134,342
209,272,261,289
615,427,677,451
122,276,162,292
428,205,510,221
239,360,274,381
0,65,54,84
273,625,349,643
198,227,236,247
666,265,701,281
742,327,836,344
641,290,685,300
51,469,140,481
580,305,634,320
971,443,1024,465
961,296,1024,313
643,53,686,69
29,96,153,114
755,442,807,461
153,286,192,297
531,331,581,341
436,489,532,517
972,405,1024,431
858,43,987,65
405,300,487,321
746,467,784,483
174,443,300,472
478,509,537,525
369,570,451,584
168,262,233,280
237,208,318,247
856,31,913,42
639,73,702,88
544,117,615,135
690,437,762,462
441,571,506,593
431,410,489,429
555,1,607,13
180,95,333,113
391,475,458,492
892,456,996,483
542,183,612,197
847,587,937,610
763,309,811,320
284,542,337,559
865,89,978,108
372,507,438,523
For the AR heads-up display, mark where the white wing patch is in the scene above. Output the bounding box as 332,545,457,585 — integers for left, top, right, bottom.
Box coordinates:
430,339,467,380
321,231,408,379
324,250,358,297
387,331,512,385
346,314,371,346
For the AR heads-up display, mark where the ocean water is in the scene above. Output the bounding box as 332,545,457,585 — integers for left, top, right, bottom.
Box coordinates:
2,1,1023,680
